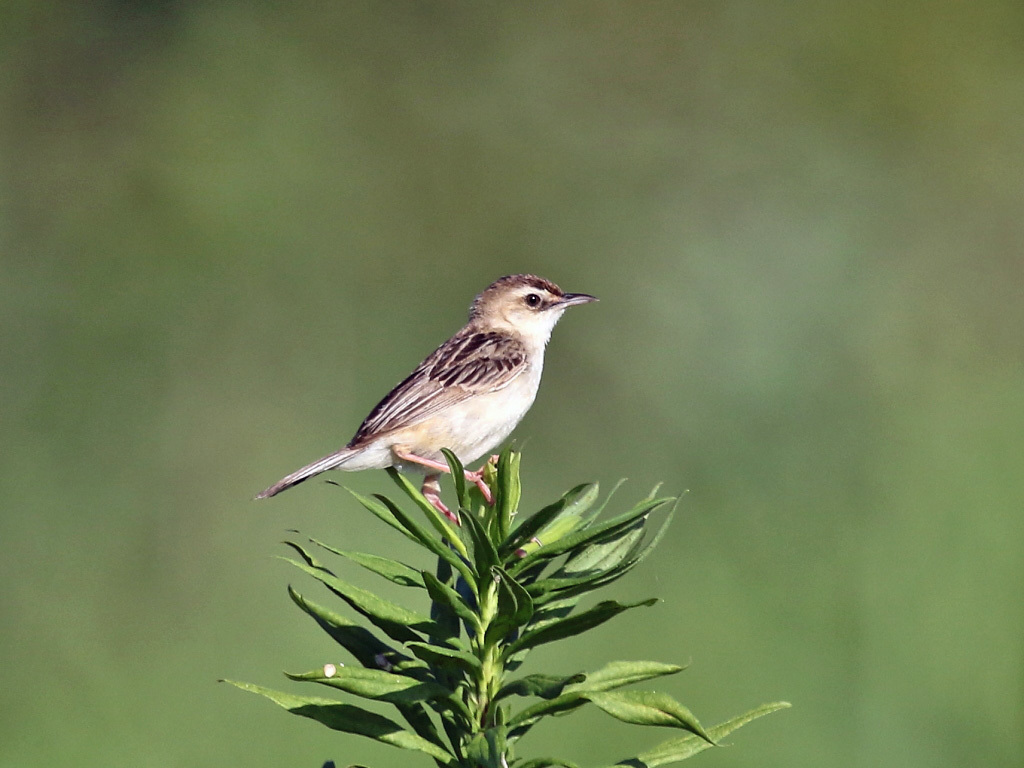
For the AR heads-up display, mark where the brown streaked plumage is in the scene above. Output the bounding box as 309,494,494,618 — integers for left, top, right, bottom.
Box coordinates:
350,330,528,446
255,274,597,517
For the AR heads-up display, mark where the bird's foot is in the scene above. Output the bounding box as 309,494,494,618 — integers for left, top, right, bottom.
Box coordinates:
463,468,494,504
393,447,494,506
421,474,460,525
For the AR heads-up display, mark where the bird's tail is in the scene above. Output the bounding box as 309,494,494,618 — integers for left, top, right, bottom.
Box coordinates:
255,447,356,499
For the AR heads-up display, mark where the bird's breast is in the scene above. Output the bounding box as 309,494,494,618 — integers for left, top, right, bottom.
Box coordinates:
392,359,543,468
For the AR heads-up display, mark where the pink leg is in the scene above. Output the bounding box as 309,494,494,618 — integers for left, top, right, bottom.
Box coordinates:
393,448,494,504
421,474,460,524
462,468,494,504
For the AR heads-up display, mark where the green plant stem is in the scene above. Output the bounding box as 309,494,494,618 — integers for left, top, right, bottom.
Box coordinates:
232,447,790,766
470,574,503,746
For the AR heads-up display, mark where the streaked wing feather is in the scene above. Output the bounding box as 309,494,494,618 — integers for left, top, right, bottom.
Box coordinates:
351,331,527,444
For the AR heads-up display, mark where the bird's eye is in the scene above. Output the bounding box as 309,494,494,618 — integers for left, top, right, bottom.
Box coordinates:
524,293,542,308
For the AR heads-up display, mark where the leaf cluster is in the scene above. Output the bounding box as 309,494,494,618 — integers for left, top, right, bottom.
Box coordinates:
226,449,788,766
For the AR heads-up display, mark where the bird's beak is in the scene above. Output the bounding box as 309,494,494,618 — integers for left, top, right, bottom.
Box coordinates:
556,292,598,308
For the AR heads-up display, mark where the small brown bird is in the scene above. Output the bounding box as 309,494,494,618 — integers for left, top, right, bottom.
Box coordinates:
255,274,596,518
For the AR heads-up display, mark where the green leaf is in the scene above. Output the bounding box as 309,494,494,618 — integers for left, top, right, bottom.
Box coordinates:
583,690,713,743
507,693,586,739
518,594,584,655
386,468,467,556
428,559,461,644
285,666,451,705
422,570,482,634
465,726,509,768
441,448,470,511
511,496,674,576
288,586,419,672
506,598,658,657
310,539,423,587
405,641,482,674
603,701,791,767
460,508,499,579
495,672,586,702
282,539,333,572
529,564,650,609
565,660,684,693
394,701,450,757
507,661,686,736
284,557,436,644
587,477,628,519
516,759,580,768
560,519,647,575
222,680,455,764
372,493,477,592
505,483,598,557
348,488,419,543
495,448,522,541
487,566,535,644
606,498,677,575
526,521,648,604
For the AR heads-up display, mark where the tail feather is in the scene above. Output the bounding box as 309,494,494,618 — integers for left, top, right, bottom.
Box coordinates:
255,447,355,499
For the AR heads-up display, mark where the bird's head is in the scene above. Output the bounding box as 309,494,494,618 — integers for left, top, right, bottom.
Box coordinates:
469,274,597,345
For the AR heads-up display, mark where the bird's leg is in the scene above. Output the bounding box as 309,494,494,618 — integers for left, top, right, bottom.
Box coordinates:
421,473,459,525
392,447,494,505
462,467,494,504
463,453,500,504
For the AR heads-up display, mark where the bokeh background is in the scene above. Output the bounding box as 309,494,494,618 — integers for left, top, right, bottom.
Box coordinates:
3,3,1022,767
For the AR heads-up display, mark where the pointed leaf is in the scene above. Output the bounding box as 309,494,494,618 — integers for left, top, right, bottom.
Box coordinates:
527,592,581,628
526,522,647,602
506,598,658,657
559,519,647,575
284,557,435,644
604,701,791,767
429,559,461,643
460,508,499,579
507,692,588,739
510,496,674,576
512,513,590,561
583,690,713,743
465,726,508,768
495,672,586,702
348,488,419,543
394,701,450,756
505,483,598,556
282,540,333,572
222,680,454,763
422,571,482,633
517,760,580,768
405,641,482,674
373,493,476,591
530,506,677,606
507,660,686,735
594,498,678,581
487,566,535,643
311,540,423,587
285,666,451,704
441,448,470,511
287,586,420,672
565,660,684,693
587,477,627,519
495,448,522,541
386,468,466,555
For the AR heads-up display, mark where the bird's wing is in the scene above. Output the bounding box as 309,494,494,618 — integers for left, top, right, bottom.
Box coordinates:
350,330,528,445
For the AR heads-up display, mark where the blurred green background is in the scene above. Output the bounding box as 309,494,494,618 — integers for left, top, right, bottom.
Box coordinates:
3,2,1022,766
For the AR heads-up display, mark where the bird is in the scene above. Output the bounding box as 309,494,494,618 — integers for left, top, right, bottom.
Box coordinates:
255,274,597,520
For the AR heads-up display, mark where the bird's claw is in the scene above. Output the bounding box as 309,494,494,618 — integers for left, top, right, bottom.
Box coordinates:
464,468,494,504
422,475,461,525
